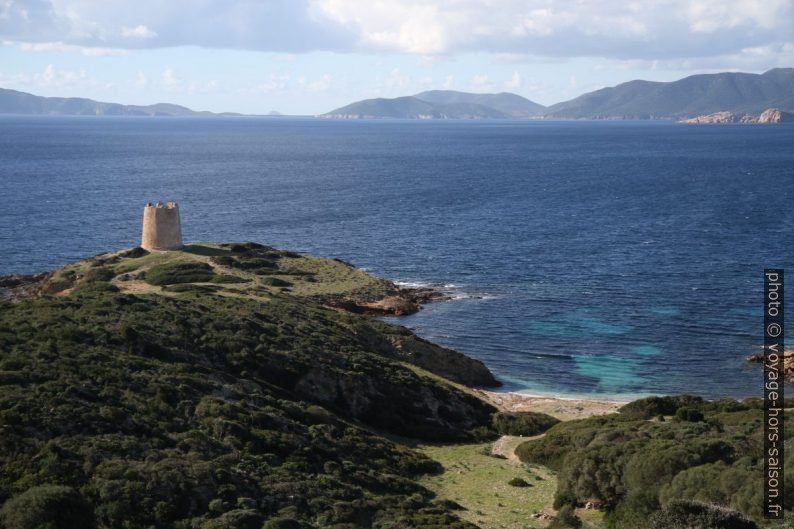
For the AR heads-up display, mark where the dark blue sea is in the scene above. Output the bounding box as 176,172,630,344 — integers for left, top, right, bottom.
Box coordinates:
1,116,792,399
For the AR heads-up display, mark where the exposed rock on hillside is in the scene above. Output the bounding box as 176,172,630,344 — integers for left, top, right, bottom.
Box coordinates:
682,107,794,124
758,108,794,123
681,111,756,123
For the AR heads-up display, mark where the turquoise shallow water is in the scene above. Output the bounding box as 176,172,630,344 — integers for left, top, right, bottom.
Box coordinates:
1,116,792,398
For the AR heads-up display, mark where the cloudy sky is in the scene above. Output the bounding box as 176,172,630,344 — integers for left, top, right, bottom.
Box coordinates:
1,0,793,114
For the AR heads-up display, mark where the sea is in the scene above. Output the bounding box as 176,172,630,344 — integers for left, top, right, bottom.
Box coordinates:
1,116,792,400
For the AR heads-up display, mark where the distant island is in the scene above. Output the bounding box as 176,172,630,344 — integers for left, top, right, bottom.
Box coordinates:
0,87,249,117
323,68,794,121
322,90,546,119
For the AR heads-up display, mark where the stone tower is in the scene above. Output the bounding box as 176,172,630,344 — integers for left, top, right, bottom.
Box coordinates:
141,202,183,251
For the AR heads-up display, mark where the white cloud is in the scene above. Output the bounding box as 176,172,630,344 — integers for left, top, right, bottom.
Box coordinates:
121,24,156,39
11,39,127,55
299,74,333,92
313,0,794,60
162,66,178,87
0,0,791,66
505,70,521,90
253,73,291,94
0,62,95,89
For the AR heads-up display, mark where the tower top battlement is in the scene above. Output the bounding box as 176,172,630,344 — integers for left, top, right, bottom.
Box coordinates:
141,201,183,251
145,201,179,209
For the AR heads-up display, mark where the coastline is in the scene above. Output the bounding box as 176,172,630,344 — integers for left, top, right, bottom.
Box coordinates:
475,389,625,421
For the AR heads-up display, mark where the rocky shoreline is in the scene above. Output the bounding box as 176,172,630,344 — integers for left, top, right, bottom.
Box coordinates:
681,107,794,124
746,350,794,384
312,282,449,316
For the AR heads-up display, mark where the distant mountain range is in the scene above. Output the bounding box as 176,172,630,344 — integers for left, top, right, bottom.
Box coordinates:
0,88,242,117
3,68,793,120
323,68,794,120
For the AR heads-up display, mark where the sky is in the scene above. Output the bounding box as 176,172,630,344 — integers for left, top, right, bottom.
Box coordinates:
1,0,793,115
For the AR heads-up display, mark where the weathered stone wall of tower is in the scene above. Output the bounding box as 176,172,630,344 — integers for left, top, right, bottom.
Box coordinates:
141,202,183,251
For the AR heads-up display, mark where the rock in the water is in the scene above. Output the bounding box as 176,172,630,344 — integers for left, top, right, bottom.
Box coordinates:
746,350,794,383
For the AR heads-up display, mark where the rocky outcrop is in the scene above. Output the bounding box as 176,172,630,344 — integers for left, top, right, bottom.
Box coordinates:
0,273,47,301
314,284,449,316
746,350,794,383
681,111,756,123
682,107,794,124
758,108,794,123
389,334,501,387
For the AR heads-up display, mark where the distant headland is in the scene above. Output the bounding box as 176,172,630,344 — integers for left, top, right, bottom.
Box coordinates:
322,68,794,121
0,88,264,117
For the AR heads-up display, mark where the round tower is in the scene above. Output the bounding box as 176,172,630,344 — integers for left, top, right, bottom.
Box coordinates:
141,201,183,251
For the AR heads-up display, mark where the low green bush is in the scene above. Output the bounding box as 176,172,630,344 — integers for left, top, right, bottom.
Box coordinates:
260,277,292,287
507,477,531,487
674,406,705,422
492,411,560,436
0,485,96,529
146,261,216,285
83,267,116,282
648,500,757,529
618,395,704,419
549,504,581,529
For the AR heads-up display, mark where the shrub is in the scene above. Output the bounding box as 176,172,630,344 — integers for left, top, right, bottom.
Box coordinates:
674,407,705,423
71,280,119,296
260,277,292,287
619,395,704,419
507,477,531,487
83,267,115,282
549,505,581,529
200,509,262,529
261,518,303,529
146,262,216,285
0,485,96,529
492,411,560,436
648,500,758,529
211,255,237,267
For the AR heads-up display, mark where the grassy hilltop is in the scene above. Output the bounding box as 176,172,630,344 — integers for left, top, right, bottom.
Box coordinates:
0,242,792,529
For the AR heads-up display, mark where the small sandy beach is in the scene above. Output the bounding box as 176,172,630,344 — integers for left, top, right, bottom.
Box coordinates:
475,389,627,421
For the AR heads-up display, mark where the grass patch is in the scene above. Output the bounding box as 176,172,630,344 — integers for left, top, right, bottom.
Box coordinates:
418,442,557,529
